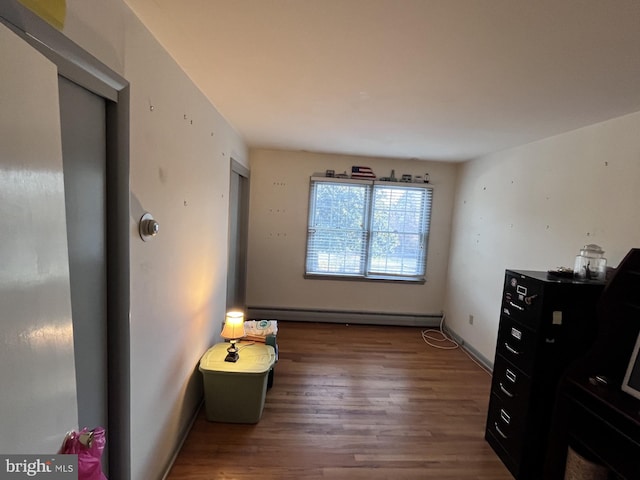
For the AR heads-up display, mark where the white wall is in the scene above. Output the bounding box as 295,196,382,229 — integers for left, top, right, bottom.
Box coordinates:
444,111,640,364
61,1,248,478
246,149,457,317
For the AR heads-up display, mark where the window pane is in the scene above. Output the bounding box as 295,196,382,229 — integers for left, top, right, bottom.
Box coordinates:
368,185,431,278
306,181,370,276
307,229,367,274
369,232,423,275
312,183,367,229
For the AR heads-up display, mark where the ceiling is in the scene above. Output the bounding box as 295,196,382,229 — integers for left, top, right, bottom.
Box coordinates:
123,0,640,162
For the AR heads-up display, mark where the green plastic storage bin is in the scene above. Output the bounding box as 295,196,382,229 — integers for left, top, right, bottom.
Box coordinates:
199,342,276,423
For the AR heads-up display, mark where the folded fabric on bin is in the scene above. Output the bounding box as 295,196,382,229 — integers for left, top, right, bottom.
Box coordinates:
244,320,278,343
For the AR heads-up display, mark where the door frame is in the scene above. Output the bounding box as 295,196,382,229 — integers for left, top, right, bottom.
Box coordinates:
227,159,250,311
0,3,131,479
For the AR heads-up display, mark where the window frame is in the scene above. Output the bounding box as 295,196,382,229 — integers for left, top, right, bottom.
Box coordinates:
305,176,433,283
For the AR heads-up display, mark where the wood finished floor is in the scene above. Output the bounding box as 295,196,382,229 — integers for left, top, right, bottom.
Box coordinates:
167,321,512,479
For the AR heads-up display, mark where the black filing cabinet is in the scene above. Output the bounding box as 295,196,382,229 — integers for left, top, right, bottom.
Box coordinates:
485,270,604,480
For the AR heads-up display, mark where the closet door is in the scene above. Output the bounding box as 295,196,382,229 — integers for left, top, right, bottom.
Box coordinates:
0,22,78,453
59,75,109,472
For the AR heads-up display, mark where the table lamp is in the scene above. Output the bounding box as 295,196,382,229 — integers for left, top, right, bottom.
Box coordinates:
221,310,245,362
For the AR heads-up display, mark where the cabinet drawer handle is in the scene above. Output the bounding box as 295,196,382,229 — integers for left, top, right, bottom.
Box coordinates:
499,382,514,398
494,422,508,439
509,301,524,311
504,342,521,355
505,368,517,383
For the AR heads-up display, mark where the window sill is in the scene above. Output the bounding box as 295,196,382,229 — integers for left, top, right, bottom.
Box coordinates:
304,273,426,285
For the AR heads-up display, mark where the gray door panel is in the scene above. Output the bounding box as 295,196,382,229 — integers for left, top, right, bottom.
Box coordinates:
59,75,109,471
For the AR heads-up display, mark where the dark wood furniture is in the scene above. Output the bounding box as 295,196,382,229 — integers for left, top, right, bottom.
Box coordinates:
545,248,640,479
486,269,604,479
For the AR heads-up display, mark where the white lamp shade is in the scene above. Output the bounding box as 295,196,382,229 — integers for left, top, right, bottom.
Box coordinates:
221,310,245,340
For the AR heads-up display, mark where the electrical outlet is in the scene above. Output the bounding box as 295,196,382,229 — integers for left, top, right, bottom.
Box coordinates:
469,314,474,325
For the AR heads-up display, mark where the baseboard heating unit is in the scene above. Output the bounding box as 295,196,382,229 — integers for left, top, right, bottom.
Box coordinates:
247,307,442,328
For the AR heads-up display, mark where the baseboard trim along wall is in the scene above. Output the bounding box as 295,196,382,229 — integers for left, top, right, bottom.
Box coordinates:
247,306,442,327
161,399,203,480
444,326,494,372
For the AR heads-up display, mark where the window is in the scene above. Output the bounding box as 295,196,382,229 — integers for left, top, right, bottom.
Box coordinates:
305,177,433,282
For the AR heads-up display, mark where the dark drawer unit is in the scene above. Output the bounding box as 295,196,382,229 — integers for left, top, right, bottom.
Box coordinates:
487,391,528,465
485,270,604,480
500,273,544,329
496,315,537,373
492,355,532,413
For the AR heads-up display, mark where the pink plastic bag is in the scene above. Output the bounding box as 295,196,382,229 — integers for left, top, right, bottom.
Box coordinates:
59,427,108,480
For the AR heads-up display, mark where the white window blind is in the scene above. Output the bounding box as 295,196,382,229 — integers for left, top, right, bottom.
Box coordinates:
306,179,371,276
306,177,432,281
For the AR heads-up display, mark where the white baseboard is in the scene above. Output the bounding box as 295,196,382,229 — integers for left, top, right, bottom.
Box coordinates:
247,306,442,327
443,326,494,372
161,399,203,480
